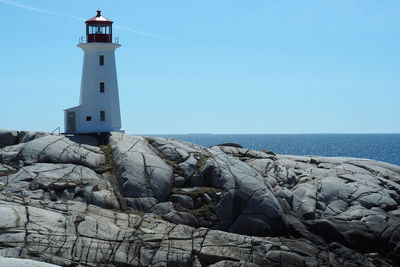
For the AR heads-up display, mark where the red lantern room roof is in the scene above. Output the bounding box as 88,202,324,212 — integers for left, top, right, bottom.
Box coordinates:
85,9,113,24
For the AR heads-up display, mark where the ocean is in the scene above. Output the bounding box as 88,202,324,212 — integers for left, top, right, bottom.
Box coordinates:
148,134,400,166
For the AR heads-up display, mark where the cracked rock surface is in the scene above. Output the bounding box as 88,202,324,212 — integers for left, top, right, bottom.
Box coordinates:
0,129,399,266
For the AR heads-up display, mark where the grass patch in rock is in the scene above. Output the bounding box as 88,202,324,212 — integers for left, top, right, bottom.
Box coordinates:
366,252,397,267
95,145,114,173
171,187,223,200
1,169,17,177
0,164,18,178
174,201,216,214
123,209,147,217
173,201,219,226
185,204,217,216
195,153,210,170
171,186,223,224
146,137,186,176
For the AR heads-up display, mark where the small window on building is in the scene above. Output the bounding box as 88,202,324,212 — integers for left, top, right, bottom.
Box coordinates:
100,110,105,121
99,55,104,65
86,116,92,121
100,82,105,93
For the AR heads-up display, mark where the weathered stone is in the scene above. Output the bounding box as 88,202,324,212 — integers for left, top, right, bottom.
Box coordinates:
151,201,175,215
170,194,194,210
292,182,317,219
18,131,50,143
207,151,285,236
162,211,198,227
173,175,186,187
0,135,105,169
0,130,399,266
179,154,198,179
0,257,60,267
1,163,119,209
125,197,158,211
194,196,203,208
148,137,199,162
64,135,100,146
202,193,212,204
110,133,173,201
0,130,18,148
212,145,276,160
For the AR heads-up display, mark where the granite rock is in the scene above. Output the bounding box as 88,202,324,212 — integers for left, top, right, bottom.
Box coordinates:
0,129,399,266
109,133,173,203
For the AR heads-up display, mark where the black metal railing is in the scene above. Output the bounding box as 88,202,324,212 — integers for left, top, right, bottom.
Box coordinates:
79,36,119,44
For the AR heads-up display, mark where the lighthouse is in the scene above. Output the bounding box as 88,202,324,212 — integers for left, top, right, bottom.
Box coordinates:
64,10,123,133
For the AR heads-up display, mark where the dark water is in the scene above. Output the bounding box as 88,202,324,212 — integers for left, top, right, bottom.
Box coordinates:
149,134,400,166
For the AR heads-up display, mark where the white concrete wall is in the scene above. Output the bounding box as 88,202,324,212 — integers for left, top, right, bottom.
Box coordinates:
65,42,123,133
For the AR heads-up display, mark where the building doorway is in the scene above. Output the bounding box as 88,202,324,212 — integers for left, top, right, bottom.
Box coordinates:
66,111,76,132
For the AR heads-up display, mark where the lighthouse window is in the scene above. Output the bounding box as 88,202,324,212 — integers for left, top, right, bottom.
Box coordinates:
100,111,106,121
86,116,92,121
99,55,104,65
88,25,109,34
100,82,105,93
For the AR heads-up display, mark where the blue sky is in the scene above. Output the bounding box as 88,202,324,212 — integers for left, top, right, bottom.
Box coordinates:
0,0,399,134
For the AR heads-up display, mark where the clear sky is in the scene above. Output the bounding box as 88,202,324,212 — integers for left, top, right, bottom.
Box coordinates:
0,0,399,134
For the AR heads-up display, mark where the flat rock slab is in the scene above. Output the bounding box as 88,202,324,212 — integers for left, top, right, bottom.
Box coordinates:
20,135,105,168
0,134,105,169
1,163,120,209
0,257,60,267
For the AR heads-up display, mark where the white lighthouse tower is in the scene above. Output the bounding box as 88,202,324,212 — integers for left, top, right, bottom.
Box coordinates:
64,10,123,133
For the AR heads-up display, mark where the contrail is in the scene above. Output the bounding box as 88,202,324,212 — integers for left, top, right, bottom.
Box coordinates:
0,0,86,20
0,0,184,43
113,25,186,43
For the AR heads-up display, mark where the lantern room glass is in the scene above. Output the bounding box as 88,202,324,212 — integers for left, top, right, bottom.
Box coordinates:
87,25,111,35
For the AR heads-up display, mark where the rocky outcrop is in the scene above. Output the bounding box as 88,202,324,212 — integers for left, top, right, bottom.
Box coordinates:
0,257,60,267
109,134,173,207
0,129,399,266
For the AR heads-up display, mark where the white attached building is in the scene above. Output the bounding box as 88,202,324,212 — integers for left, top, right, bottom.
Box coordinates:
64,10,123,133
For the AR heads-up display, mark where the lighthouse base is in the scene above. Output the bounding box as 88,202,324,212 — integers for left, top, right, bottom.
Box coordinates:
64,106,123,134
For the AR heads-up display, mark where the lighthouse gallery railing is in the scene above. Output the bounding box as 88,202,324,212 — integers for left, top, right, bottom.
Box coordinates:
79,36,119,44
